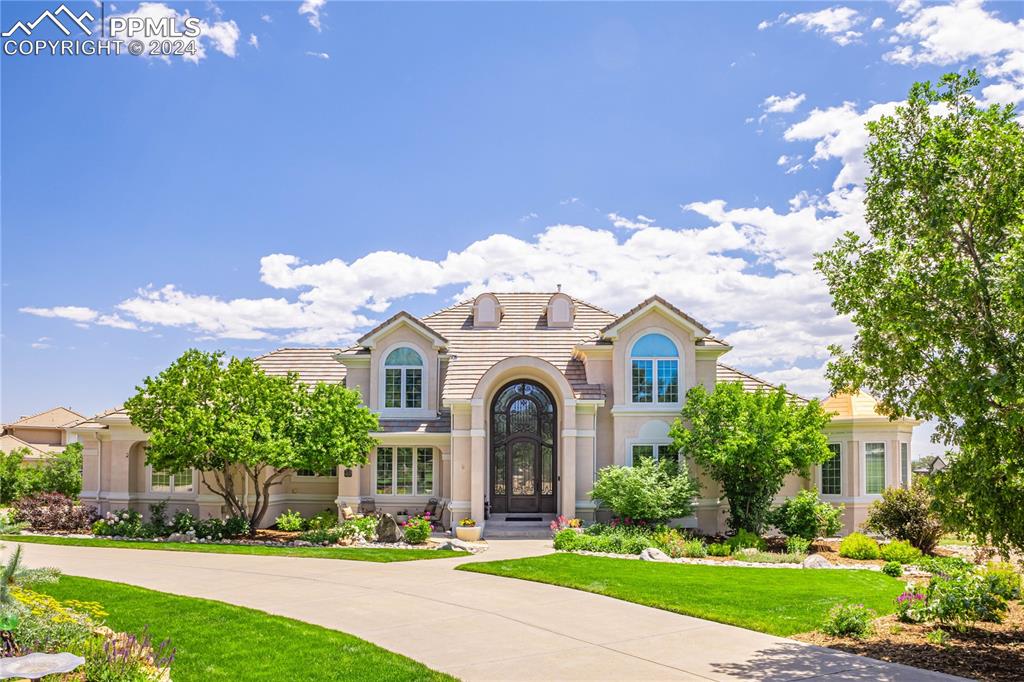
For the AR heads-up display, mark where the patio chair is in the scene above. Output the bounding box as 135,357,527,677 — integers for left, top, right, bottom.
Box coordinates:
358,498,377,517
340,504,360,521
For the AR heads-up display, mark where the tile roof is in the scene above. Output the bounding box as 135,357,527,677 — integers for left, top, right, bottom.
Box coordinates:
0,434,52,458
377,411,452,434
355,311,448,346
600,295,711,336
422,293,618,403
6,407,85,429
715,363,808,403
254,348,347,385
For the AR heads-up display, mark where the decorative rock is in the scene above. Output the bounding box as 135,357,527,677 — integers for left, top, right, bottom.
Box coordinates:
293,540,312,547
166,532,193,543
376,514,402,544
639,547,671,562
435,538,474,552
802,553,833,568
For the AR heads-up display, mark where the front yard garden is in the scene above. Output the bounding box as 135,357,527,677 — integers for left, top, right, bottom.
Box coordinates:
31,574,454,681
459,553,905,636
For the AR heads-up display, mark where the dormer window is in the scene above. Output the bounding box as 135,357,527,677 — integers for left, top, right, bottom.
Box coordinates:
546,292,575,328
472,293,502,328
630,333,679,404
384,346,423,409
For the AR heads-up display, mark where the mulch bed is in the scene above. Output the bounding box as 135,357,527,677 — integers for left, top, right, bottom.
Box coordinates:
252,528,302,543
794,601,1024,681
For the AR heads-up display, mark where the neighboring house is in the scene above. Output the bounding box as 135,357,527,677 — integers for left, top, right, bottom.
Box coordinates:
72,293,918,535
2,407,84,463
912,455,947,478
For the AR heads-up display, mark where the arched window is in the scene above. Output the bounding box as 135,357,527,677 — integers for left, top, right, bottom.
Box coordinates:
630,333,679,404
384,346,423,409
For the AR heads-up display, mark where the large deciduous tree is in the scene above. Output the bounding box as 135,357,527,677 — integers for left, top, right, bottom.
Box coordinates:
670,382,834,533
816,71,1024,551
125,349,379,532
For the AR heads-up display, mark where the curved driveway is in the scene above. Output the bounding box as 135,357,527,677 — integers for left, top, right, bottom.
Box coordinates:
7,540,959,681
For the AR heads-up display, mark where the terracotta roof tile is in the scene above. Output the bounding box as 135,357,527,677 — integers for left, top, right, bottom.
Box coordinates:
0,434,51,458
6,407,85,429
600,295,711,336
254,348,347,385
715,363,808,403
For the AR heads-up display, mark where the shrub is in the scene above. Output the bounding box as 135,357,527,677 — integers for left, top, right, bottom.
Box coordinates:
864,484,943,553
553,527,655,555
172,509,196,533
224,515,250,538
925,628,950,647
338,516,376,542
275,509,305,532
883,561,904,577
553,528,582,550
915,555,973,577
927,573,1008,627
590,459,697,523
194,517,225,541
706,542,732,557
299,527,344,544
895,587,929,623
820,602,875,638
982,562,1021,601
402,516,432,544
738,551,806,564
147,501,170,536
306,510,338,531
880,540,922,564
839,533,880,560
92,510,143,537
726,529,766,552
654,529,707,558
13,493,98,532
785,536,811,555
767,489,844,541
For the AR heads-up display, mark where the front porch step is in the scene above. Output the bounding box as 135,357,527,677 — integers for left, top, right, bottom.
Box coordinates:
484,514,555,539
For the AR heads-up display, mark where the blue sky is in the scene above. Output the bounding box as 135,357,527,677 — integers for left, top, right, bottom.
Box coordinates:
3,1,1023,455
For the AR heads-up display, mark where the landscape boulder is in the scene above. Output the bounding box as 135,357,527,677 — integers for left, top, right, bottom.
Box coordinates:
435,538,473,552
376,514,402,543
639,547,671,562
802,553,833,569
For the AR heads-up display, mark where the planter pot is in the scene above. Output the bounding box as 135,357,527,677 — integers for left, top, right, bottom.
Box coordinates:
456,526,482,542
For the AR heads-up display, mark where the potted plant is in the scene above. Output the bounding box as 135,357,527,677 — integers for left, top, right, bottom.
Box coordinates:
455,518,482,542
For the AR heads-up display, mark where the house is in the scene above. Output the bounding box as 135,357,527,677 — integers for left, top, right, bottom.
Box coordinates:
72,293,918,535
1,407,84,463
912,455,947,478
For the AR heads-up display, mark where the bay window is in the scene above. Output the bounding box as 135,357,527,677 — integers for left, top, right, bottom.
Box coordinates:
865,442,886,495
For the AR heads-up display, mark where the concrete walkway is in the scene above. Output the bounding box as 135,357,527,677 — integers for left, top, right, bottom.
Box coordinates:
7,540,960,681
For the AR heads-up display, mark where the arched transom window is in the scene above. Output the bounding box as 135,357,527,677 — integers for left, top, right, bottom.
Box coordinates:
630,333,679,404
384,346,423,409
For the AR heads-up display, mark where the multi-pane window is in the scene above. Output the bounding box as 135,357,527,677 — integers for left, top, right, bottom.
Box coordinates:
865,442,886,495
375,446,434,495
900,442,910,489
383,347,423,409
151,468,192,493
821,443,841,495
295,467,337,478
630,443,679,468
630,333,680,404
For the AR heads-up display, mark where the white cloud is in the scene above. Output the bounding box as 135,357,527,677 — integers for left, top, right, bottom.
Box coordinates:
31,337,53,350
762,6,864,45
519,212,538,223
762,92,806,113
885,0,1024,105
21,306,140,331
248,33,258,48
305,51,330,60
299,0,326,32
560,197,580,205
260,14,272,23
871,17,885,30
607,212,656,230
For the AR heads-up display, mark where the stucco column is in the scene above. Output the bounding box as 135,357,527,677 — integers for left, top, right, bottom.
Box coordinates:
107,440,132,511
337,464,362,511
560,398,578,518
470,399,486,524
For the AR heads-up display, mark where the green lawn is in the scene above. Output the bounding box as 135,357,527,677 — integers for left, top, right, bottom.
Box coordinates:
36,576,454,681
2,534,462,562
459,553,905,636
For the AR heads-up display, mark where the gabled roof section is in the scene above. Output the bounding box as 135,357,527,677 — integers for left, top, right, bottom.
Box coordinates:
600,295,711,339
716,363,808,404
0,434,52,458
355,311,448,349
255,348,346,385
422,293,617,402
6,407,85,429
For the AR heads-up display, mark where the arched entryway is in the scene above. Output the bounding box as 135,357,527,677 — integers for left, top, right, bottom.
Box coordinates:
489,380,557,514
